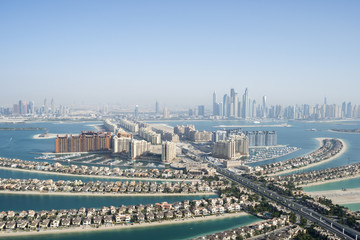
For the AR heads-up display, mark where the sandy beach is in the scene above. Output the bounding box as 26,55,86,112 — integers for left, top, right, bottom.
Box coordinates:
0,166,200,182
268,138,347,176
299,175,360,187
0,212,250,238
86,124,105,131
148,123,174,133
306,188,360,205
32,133,59,139
0,190,217,197
215,124,291,128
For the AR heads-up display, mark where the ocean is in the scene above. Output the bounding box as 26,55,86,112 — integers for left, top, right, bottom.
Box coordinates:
1,119,360,238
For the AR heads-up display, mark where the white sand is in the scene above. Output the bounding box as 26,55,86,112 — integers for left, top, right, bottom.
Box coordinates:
32,133,58,139
0,190,217,197
306,188,360,204
299,175,360,187
268,138,347,176
0,212,250,238
0,166,200,182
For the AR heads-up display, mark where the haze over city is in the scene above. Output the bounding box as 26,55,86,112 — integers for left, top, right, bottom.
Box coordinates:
3,1,360,240
1,0,359,108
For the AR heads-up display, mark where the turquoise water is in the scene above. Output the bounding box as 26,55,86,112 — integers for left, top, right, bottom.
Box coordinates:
0,121,98,160
152,120,360,171
2,120,360,238
343,203,360,211
303,177,360,192
0,193,214,212
0,121,261,239
3,215,259,240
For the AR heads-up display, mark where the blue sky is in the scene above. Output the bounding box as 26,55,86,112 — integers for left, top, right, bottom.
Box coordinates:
0,0,359,109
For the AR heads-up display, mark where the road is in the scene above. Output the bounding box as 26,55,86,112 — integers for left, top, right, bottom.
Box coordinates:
207,160,360,240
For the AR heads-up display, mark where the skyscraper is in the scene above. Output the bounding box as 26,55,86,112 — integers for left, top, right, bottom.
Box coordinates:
51,98,55,114
198,105,205,116
44,98,48,114
134,105,139,119
29,101,35,115
242,88,249,119
346,102,352,118
163,107,169,119
155,101,159,114
212,91,218,115
262,96,267,118
223,94,229,117
161,141,176,162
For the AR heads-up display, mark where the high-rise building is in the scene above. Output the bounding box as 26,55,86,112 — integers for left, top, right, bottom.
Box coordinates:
161,141,176,162
198,105,205,116
223,94,229,117
251,100,256,118
213,140,236,159
134,105,139,119
119,119,139,132
229,88,238,117
139,127,161,144
347,102,352,118
18,100,27,115
212,91,218,116
55,131,112,153
265,131,277,146
113,136,131,153
155,101,159,114
213,134,249,159
245,131,277,146
44,98,48,114
242,88,249,119
214,130,227,142
13,104,19,115
129,139,150,160
51,98,55,114
28,101,35,115
113,136,150,160
262,96,267,118
163,107,169,119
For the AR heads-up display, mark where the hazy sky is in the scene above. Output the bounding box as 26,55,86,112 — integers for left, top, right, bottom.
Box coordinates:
1,0,359,109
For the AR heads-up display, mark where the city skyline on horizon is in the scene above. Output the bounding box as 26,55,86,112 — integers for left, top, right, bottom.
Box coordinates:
3,88,358,112
1,1,359,107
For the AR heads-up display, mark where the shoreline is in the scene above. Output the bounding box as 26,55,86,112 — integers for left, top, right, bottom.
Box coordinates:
0,212,251,238
0,190,217,197
300,175,360,187
306,188,360,205
214,124,291,128
268,138,347,176
32,133,58,139
328,129,360,134
0,166,200,182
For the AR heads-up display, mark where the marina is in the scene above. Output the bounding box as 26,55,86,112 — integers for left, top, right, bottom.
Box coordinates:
1,119,360,239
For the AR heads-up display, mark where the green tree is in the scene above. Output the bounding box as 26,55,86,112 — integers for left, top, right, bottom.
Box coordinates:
289,212,297,224
299,216,307,227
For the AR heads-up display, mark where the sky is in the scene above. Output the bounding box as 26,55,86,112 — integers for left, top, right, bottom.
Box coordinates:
0,0,359,109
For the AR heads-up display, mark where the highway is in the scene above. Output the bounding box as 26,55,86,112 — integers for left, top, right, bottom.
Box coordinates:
209,161,360,240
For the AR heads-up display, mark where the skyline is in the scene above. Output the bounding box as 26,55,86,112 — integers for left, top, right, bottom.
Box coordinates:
1,1,360,106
